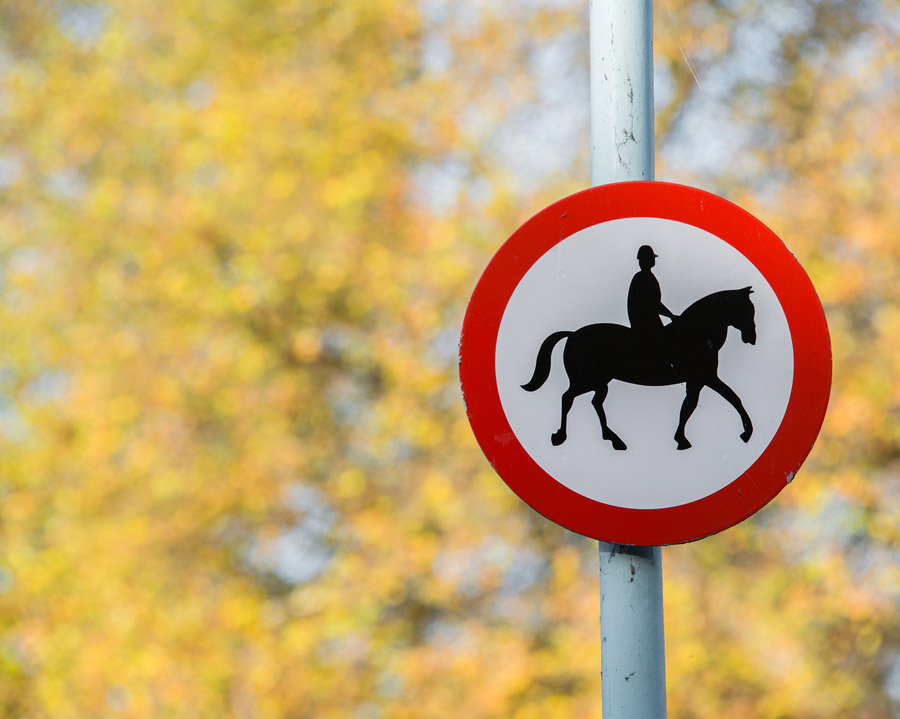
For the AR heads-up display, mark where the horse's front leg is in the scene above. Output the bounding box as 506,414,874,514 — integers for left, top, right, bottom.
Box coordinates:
674,381,702,450
591,383,626,451
706,376,753,443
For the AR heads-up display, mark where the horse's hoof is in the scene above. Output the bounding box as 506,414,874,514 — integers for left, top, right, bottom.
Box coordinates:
551,431,566,446
612,439,627,451
676,438,691,450
740,429,752,443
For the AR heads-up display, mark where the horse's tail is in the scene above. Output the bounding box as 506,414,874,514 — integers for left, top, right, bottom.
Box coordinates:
521,331,572,391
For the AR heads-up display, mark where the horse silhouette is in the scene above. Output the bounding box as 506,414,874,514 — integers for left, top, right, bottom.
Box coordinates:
521,287,756,451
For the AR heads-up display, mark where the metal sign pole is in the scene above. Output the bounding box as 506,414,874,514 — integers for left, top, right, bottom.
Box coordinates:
590,1,667,718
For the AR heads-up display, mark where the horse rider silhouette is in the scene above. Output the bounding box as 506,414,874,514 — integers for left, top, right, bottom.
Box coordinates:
628,245,677,338
521,244,757,451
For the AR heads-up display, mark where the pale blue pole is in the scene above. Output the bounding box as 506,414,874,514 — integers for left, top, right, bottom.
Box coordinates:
590,0,655,183
589,1,667,718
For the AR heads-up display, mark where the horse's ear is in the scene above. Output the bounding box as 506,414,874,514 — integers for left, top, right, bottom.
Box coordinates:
742,286,754,295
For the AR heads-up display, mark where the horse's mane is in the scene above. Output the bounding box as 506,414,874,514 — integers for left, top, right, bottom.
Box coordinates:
673,287,753,328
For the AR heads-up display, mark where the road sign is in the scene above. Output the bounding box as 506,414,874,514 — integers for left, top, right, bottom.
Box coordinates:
459,181,832,545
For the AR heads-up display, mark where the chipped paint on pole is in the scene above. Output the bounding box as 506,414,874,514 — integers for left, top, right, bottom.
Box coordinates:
598,544,666,718
590,0,654,184
590,1,667,717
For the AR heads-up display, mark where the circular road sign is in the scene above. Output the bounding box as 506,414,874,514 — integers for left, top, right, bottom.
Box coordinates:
459,181,831,545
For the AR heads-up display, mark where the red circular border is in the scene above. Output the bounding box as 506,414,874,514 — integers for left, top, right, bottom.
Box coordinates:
460,182,832,545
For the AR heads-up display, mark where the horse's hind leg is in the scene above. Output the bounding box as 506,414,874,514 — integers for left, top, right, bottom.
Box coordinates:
674,381,702,450
551,386,579,446
591,383,627,451
706,376,753,443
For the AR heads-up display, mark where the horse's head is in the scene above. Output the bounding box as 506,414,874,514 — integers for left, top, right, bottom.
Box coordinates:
732,287,756,345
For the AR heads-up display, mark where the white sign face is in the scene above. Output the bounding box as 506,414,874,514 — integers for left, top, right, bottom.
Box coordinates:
459,182,831,545
495,217,793,509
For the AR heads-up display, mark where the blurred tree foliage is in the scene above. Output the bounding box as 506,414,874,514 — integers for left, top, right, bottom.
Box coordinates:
0,0,898,716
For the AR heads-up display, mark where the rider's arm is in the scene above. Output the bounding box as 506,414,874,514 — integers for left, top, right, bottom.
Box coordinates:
659,302,677,320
